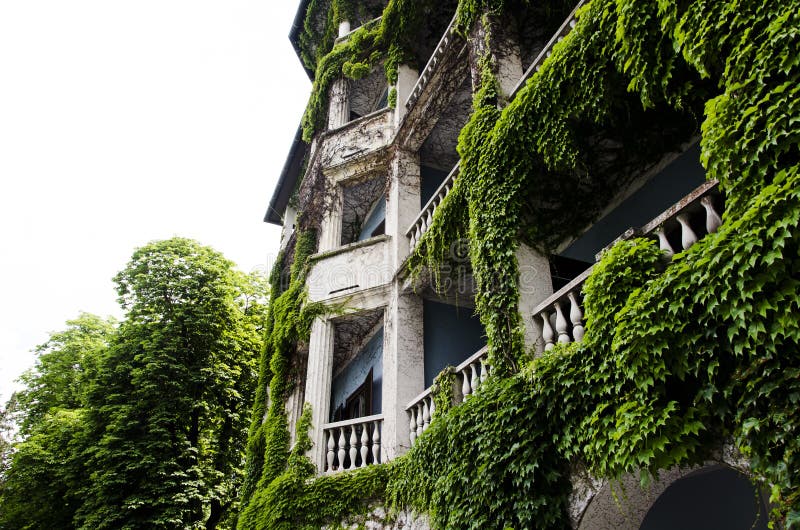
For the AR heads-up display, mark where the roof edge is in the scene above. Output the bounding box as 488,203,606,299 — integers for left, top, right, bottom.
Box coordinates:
265,126,308,225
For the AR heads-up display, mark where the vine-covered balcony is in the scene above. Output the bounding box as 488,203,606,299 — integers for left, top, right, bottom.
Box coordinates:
535,180,724,350
405,345,489,446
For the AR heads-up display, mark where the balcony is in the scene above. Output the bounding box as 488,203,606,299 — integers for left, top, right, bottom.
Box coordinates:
405,345,489,446
321,107,395,170
323,414,384,473
535,180,724,349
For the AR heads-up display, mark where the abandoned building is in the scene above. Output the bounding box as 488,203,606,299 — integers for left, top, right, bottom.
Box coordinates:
243,0,797,528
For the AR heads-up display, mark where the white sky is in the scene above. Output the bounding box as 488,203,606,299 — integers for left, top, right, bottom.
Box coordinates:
0,1,311,402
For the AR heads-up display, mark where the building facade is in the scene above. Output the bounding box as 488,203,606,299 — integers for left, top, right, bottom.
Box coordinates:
247,0,796,528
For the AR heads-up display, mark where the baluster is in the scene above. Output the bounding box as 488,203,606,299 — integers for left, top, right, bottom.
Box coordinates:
416,403,424,438
360,424,369,467
540,311,555,350
655,226,675,258
480,359,488,384
348,425,358,471
326,430,335,472
568,292,584,342
425,210,433,232
372,421,381,463
409,408,417,445
676,213,698,250
337,428,346,471
428,395,435,420
422,400,430,431
570,18,577,28
554,301,570,343
461,367,472,399
470,363,480,392
701,196,722,234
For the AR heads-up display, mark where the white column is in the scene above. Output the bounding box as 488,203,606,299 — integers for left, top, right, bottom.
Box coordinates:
338,20,351,38
382,291,424,460
318,184,342,253
516,242,554,354
303,318,335,472
328,78,349,130
385,149,421,270
394,64,419,125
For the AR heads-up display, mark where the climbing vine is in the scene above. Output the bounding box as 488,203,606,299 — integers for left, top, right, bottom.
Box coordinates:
300,0,456,141
239,230,325,514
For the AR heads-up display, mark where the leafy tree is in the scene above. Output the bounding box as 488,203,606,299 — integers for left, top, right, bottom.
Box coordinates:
76,238,263,530
0,314,114,530
0,400,17,485
0,409,87,529
14,313,116,435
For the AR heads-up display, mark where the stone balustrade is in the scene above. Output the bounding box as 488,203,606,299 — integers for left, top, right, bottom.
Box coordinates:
406,164,459,252
406,346,489,446
534,180,723,351
404,13,460,109
322,414,383,473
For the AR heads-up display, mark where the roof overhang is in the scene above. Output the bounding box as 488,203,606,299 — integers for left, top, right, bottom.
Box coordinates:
264,126,308,225
289,0,316,81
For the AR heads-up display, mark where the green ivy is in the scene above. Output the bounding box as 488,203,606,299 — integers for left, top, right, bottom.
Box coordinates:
239,230,325,519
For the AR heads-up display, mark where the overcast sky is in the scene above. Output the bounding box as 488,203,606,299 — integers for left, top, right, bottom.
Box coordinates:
0,1,311,402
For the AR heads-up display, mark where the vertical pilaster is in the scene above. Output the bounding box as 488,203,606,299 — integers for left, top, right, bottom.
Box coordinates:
381,291,424,460
516,242,553,354
328,78,350,130
319,184,342,252
467,12,524,101
304,318,335,471
385,148,421,270
393,64,419,125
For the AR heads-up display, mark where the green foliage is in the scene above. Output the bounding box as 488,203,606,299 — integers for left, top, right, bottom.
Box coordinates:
299,0,447,141
430,368,456,418
14,313,116,436
241,403,390,530
238,230,328,527
0,409,86,530
76,238,263,529
387,375,572,529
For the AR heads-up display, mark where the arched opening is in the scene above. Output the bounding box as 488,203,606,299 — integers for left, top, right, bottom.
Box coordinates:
640,466,769,530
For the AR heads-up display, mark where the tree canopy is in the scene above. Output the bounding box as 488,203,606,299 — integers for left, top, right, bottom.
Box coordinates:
0,238,265,530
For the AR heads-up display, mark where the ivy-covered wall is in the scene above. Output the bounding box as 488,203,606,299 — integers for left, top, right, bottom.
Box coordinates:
239,0,800,527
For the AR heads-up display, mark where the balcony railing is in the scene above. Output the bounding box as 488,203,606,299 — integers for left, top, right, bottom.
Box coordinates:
406,164,459,252
406,346,489,446
323,414,383,473
533,180,724,350
405,13,460,109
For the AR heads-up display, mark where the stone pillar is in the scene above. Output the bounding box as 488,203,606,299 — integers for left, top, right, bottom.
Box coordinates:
381,290,424,460
304,318,335,471
328,78,350,130
516,242,553,353
279,205,297,250
467,12,524,101
318,184,342,253
385,148,421,270
393,64,419,125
